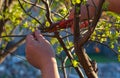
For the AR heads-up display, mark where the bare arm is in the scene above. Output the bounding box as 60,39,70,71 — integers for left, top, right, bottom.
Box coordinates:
26,31,60,78
69,0,120,21
107,0,120,14
81,0,120,20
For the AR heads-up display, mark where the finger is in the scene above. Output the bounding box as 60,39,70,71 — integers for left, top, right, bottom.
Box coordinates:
26,34,37,44
70,24,74,33
34,30,46,42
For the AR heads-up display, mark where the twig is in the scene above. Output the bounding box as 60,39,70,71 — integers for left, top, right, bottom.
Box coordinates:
0,0,13,39
49,0,54,7
73,0,105,77
62,57,68,78
41,0,52,24
22,0,63,18
26,0,38,12
54,32,84,78
0,35,27,38
58,65,72,68
11,53,27,61
18,0,43,27
0,34,56,38
62,34,73,39
89,40,118,55
78,0,105,47
1,37,26,58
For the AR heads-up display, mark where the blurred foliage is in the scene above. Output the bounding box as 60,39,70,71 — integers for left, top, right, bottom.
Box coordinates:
72,59,79,67
0,0,120,75
0,1,119,78
0,1,26,50
0,0,119,60
91,11,120,53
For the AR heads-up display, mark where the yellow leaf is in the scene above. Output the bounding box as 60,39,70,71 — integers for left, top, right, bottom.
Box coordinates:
1,32,6,36
72,60,79,67
76,0,81,4
45,21,50,27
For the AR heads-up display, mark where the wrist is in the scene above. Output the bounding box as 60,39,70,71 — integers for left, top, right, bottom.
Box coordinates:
40,59,60,78
41,58,57,71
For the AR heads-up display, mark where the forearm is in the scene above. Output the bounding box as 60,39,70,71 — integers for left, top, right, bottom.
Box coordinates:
80,0,99,20
80,0,120,20
107,0,120,14
41,59,60,78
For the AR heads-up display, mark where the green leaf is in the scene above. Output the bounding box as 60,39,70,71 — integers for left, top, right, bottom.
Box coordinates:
72,60,79,67
72,0,81,5
29,26,35,32
0,44,6,50
1,32,6,36
118,54,120,62
76,0,81,4
0,15,3,19
56,46,63,54
102,1,109,11
66,41,73,49
82,0,87,5
45,21,50,27
50,38,58,45
118,47,120,52
23,21,28,28
59,8,68,15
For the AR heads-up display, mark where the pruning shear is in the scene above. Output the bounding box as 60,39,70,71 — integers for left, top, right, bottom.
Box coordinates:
42,19,88,33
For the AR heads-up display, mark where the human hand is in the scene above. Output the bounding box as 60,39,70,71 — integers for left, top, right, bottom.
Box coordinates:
68,9,89,33
68,0,100,33
26,30,56,70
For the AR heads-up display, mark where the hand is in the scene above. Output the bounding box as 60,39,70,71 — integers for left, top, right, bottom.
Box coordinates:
68,0,99,33
26,30,56,70
69,9,89,33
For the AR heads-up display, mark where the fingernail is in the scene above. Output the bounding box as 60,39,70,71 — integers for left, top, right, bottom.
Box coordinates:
38,30,41,33
36,30,41,33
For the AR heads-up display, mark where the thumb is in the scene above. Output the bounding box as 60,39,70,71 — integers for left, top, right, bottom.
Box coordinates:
34,30,46,42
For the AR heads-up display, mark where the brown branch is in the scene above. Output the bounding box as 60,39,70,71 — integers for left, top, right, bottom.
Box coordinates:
0,37,25,63
54,32,84,78
73,0,105,78
0,0,13,43
27,0,38,13
62,34,73,39
78,0,105,47
62,57,68,78
3,37,25,56
41,0,52,24
18,0,43,27
22,0,63,18
56,55,68,78
0,34,56,38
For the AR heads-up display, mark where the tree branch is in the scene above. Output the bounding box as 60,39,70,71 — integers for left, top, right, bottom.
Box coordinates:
0,34,56,38
18,0,43,27
41,0,52,24
55,32,84,78
73,0,105,77
22,0,64,18
0,37,25,63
